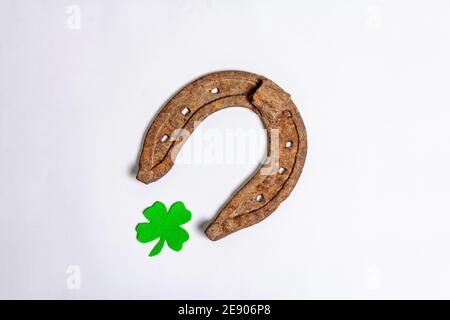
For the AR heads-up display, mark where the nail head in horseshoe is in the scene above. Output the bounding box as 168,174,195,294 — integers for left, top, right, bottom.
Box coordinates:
136,71,307,241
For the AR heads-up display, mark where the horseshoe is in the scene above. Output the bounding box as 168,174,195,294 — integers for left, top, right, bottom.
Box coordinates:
137,71,307,240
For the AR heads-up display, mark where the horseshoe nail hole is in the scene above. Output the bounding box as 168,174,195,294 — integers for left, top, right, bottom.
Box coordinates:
285,140,293,148
160,134,169,143
181,107,190,116
278,167,286,175
256,194,265,202
211,87,220,94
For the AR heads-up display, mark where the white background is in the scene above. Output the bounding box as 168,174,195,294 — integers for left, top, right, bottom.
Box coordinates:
1,0,450,299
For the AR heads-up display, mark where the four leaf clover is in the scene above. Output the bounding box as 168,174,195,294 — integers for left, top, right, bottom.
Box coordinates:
136,201,191,257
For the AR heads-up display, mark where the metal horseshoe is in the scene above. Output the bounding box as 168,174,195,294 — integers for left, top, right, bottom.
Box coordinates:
137,71,307,240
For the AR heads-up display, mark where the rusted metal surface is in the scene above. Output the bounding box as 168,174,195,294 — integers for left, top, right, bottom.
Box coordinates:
137,71,307,240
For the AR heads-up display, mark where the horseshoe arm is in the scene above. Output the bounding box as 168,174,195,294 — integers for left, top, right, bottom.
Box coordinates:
137,71,307,240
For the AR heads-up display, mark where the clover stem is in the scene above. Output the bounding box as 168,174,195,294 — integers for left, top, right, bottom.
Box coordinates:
149,238,165,257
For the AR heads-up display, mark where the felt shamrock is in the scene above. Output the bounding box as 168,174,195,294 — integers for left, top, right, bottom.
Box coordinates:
136,201,191,257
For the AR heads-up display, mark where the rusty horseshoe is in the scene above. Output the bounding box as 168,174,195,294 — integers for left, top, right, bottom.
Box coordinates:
136,71,307,240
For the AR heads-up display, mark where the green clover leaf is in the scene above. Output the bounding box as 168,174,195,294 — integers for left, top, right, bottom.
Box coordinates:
136,201,191,257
